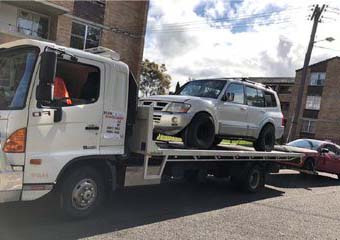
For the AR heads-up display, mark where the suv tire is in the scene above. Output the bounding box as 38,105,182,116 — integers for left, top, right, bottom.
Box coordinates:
254,124,275,152
183,113,215,149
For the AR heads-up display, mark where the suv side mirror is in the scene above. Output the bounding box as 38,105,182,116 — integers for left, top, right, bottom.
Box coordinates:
320,148,329,154
36,51,57,103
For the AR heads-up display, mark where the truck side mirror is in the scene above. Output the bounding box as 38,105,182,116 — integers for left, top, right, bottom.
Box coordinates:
36,51,57,103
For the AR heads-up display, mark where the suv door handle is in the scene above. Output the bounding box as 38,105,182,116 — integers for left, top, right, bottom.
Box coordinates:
85,125,100,131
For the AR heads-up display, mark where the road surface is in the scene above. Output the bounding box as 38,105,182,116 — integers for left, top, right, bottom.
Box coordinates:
0,170,340,240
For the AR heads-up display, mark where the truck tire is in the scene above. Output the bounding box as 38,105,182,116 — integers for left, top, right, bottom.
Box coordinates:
254,125,275,152
236,165,265,193
183,113,215,149
59,166,105,219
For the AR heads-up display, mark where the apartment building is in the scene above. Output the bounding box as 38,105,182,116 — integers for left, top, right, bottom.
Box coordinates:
285,57,340,144
0,0,149,77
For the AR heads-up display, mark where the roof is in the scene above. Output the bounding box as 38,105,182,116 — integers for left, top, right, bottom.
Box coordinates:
296,56,340,71
0,39,129,73
249,77,295,84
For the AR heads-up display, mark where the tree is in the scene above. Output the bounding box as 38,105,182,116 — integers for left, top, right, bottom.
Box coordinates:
140,59,171,96
175,82,181,93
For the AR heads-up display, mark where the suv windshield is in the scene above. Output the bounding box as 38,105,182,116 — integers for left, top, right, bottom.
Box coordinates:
0,47,38,110
176,80,227,99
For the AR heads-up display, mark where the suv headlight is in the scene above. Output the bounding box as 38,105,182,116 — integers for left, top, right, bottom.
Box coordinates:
165,102,191,113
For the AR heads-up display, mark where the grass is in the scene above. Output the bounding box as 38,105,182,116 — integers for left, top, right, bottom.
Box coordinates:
157,135,253,147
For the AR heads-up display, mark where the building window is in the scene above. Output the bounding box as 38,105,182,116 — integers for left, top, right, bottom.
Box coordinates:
17,10,49,39
305,96,321,110
70,22,101,50
310,72,326,86
301,119,316,133
278,85,292,94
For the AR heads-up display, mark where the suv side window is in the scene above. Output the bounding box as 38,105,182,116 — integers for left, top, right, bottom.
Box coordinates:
264,91,277,107
225,83,244,104
245,86,264,107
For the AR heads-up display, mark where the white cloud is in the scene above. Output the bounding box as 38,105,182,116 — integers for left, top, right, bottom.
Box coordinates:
143,0,340,90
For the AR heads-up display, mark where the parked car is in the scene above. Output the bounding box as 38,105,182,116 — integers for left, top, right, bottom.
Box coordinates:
139,78,284,151
277,139,340,178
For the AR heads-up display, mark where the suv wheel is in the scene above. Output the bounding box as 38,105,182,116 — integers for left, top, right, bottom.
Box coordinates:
183,113,215,149
254,124,275,152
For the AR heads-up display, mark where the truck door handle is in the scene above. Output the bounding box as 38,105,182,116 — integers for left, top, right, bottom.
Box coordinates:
85,125,100,131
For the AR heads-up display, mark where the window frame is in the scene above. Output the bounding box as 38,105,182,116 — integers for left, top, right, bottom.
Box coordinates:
16,8,50,39
245,86,265,108
301,119,316,134
224,83,245,105
70,21,102,50
305,95,321,110
310,72,326,86
50,58,102,107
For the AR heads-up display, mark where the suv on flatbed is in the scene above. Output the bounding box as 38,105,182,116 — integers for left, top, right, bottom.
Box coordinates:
140,78,284,151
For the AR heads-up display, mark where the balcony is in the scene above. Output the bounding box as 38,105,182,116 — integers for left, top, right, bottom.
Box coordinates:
3,1,69,16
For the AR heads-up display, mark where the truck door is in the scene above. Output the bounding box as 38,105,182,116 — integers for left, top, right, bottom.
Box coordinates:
217,83,248,136
25,57,104,185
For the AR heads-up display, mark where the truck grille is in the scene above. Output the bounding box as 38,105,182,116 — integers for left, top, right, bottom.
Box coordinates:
153,114,162,123
140,101,169,111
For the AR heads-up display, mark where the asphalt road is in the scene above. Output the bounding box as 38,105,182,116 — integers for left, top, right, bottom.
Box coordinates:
1,170,340,240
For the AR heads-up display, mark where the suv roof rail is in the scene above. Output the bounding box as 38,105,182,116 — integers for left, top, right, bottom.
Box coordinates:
240,78,272,89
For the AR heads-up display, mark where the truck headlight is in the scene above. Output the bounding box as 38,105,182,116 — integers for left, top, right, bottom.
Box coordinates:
166,102,191,113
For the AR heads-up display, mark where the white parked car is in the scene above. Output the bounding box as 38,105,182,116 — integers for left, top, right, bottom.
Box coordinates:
140,78,284,151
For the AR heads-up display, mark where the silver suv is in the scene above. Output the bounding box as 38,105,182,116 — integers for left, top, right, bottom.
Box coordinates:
140,78,284,151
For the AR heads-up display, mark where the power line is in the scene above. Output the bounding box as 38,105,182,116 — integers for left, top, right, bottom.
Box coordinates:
315,45,340,52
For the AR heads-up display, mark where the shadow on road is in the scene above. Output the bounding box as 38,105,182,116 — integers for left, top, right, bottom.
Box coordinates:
0,179,284,240
267,172,340,189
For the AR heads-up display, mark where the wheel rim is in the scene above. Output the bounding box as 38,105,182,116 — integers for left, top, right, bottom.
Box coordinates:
72,178,98,210
249,170,260,189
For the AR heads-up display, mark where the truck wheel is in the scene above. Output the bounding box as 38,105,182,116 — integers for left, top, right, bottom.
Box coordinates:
183,113,215,149
240,165,265,193
254,125,275,152
59,166,105,219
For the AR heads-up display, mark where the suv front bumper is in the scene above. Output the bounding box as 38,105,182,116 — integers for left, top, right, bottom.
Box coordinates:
153,112,194,135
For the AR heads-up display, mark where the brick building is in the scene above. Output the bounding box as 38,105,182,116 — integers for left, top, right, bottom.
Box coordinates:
285,57,340,144
0,0,149,77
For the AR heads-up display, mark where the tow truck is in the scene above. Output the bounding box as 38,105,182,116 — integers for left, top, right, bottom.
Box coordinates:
0,39,302,218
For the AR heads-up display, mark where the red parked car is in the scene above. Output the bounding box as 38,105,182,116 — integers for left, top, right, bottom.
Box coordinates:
277,139,340,178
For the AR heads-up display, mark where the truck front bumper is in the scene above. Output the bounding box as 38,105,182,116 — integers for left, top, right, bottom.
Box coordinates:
0,167,23,203
153,112,194,135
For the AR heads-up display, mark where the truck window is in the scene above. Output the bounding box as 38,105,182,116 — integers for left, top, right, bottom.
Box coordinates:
0,47,38,110
54,59,100,106
264,91,277,107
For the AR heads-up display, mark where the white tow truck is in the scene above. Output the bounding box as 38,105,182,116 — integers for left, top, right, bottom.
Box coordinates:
0,39,302,218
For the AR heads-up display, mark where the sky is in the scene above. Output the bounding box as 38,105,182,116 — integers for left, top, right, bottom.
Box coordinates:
143,0,340,90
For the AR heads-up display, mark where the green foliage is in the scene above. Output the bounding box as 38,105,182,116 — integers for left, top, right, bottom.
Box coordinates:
140,59,171,96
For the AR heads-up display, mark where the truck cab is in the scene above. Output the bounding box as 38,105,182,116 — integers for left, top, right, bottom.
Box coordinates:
0,39,131,205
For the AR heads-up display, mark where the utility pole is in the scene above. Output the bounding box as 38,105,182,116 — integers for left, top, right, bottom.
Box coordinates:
287,4,326,142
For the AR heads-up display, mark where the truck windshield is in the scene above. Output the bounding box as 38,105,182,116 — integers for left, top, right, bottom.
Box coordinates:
176,80,227,99
0,47,38,110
